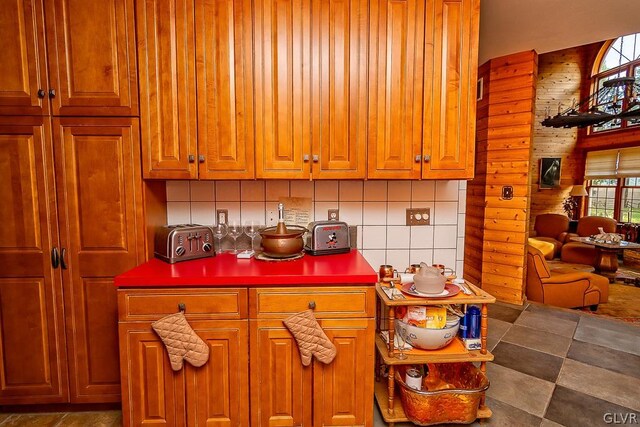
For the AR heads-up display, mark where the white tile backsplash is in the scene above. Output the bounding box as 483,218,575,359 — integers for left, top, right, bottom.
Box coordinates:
166,179,465,271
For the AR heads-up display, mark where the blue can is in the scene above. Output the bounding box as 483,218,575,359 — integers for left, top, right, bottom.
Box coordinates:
460,306,481,339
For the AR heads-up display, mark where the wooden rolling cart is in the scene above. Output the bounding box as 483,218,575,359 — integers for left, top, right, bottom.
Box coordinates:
374,282,496,426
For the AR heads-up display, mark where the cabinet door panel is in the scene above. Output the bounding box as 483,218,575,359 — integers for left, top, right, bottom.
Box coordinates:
138,0,197,179
0,0,49,115
197,0,255,179
120,326,185,427
311,0,368,179
313,319,374,427
250,320,312,426
254,0,311,179
54,118,144,402
0,118,67,404
368,0,425,179
45,0,138,115
186,321,249,426
423,0,478,179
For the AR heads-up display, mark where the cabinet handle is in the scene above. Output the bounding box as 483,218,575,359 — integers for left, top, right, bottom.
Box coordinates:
38,89,46,99
198,155,205,163
49,89,56,98
415,155,422,163
303,154,310,162
423,154,431,163
60,248,68,270
51,247,60,269
312,155,319,163
188,154,195,163
308,301,316,310
178,303,186,312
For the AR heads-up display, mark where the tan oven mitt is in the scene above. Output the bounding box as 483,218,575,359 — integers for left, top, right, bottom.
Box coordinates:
151,312,209,371
283,310,337,366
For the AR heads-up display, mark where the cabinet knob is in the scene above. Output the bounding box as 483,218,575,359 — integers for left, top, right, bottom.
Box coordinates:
303,154,310,162
38,89,46,99
188,154,195,163
178,303,186,312
308,301,316,310
423,154,431,163
415,155,422,163
49,89,56,98
312,155,319,163
198,155,205,163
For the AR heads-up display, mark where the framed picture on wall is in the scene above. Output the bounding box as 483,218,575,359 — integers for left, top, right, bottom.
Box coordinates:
539,157,561,189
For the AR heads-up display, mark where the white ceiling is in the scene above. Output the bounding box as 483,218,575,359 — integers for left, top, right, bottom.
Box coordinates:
479,0,640,64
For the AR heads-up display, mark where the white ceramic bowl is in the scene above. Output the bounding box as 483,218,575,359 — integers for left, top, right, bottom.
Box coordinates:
395,317,460,350
412,273,446,294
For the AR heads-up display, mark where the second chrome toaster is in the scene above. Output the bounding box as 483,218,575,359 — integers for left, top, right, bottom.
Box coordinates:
154,224,215,263
305,220,350,255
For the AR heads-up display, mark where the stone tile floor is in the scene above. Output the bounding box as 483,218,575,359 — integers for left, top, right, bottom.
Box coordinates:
1,302,638,426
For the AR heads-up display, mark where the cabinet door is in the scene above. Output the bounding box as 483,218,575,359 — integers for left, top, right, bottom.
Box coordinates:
254,0,311,179
53,118,144,403
196,0,255,179
186,320,249,426
0,117,67,404
250,320,312,426
44,0,138,116
119,324,186,427
423,0,478,179
367,0,425,179
0,0,49,116
313,319,375,427
310,0,368,179
137,0,197,179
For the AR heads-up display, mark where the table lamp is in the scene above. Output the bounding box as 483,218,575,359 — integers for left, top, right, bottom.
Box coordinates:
569,185,588,219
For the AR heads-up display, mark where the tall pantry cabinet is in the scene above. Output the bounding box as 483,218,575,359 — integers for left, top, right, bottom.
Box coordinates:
0,0,144,404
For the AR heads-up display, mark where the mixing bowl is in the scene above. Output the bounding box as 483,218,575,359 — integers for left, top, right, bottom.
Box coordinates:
395,317,460,350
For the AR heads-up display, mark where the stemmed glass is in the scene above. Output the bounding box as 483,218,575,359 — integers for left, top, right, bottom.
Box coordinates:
395,322,408,360
227,221,243,254
244,220,261,253
212,223,228,254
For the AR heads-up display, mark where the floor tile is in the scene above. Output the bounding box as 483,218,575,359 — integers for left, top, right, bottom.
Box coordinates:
479,397,542,426
567,340,640,379
545,385,638,427
485,363,555,417
501,324,572,357
487,318,512,351
514,311,577,338
539,419,564,427
488,304,523,323
556,359,640,411
491,342,564,382
578,314,640,337
0,413,65,427
574,318,640,356
525,302,582,322
57,411,122,426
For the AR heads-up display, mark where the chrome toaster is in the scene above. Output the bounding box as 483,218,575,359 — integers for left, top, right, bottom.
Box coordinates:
305,220,351,255
154,224,214,263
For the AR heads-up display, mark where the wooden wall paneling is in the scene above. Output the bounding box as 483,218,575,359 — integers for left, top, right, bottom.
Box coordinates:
53,118,144,402
311,0,368,179
196,0,255,179
367,0,424,179
254,0,311,179
137,0,197,179
0,117,67,404
44,0,138,116
0,0,49,115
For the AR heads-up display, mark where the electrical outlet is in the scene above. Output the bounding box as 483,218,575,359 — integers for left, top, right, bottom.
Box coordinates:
267,210,277,226
328,209,339,220
406,208,430,226
216,209,228,225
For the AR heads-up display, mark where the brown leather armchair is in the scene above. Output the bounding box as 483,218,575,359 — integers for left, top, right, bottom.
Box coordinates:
530,213,570,258
527,245,609,310
561,216,618,265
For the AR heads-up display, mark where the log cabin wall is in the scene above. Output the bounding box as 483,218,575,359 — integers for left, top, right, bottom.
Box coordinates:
530,44,602,231
464,50,538,304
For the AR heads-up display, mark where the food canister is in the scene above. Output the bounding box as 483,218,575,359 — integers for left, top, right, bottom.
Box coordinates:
460,306,481,339
405,368,423,391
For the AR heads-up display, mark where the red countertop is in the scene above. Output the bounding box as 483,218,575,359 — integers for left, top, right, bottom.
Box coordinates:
115,249,378,287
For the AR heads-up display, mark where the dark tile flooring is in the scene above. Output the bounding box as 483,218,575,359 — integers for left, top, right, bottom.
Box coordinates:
1,302,638,426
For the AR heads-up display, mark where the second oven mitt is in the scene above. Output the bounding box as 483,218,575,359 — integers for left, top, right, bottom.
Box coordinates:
283,310,337,366
151,311,209,371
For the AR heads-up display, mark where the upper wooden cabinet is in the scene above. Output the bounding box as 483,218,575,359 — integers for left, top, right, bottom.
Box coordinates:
422,0,479,179
0,0,138,116
139,0,254,179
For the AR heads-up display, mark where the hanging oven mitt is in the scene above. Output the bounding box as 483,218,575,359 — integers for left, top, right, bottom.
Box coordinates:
151,311,209,371
283,309,337,366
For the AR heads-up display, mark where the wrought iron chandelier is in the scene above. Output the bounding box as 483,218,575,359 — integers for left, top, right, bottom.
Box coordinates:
541,76,640,128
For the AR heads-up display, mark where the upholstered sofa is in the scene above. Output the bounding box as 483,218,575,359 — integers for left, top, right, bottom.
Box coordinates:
561,216,618,265
529,213,570,258
527,245,609,310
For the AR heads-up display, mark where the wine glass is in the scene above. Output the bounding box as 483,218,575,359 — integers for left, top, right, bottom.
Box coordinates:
395,322,408,360
212,223,228,254
227,221,243,254
244,220,261,253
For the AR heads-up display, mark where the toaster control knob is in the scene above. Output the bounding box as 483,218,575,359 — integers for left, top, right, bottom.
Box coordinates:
203,243,212,252
175,246,186,256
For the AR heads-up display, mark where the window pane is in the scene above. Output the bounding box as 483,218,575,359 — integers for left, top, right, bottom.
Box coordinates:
601,38,623,72
591,178,617,186
587,180,617,219
621,178,640,223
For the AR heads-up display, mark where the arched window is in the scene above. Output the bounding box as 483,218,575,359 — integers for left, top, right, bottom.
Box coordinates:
591,33,640,132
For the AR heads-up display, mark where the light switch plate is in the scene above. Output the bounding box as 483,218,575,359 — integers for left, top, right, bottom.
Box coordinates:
406,208,430,226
